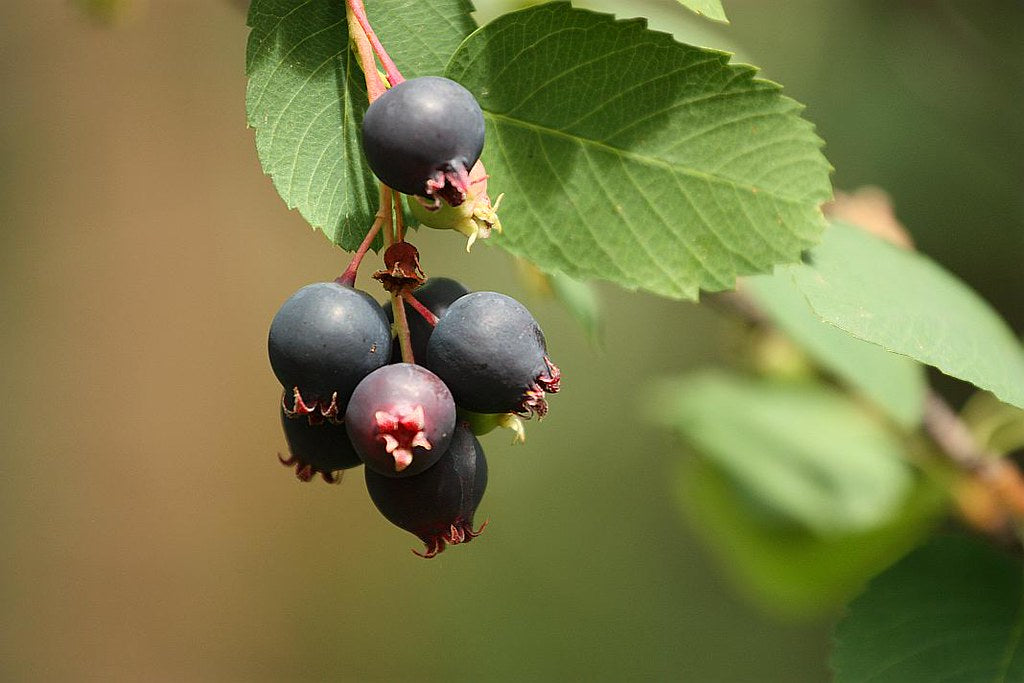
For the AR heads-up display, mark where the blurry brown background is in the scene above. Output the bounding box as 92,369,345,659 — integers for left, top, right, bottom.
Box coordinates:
1,1,1020,681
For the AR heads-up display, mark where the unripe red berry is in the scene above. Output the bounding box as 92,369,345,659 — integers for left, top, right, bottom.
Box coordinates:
345,363,457,477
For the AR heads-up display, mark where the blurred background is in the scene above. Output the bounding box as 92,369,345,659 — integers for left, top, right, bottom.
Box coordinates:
1,0,1020,680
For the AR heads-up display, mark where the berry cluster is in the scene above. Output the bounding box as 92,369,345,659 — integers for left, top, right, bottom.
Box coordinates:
268,76,561,557
270,278,560,556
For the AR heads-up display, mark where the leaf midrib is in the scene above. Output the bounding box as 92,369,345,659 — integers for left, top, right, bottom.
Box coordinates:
485,110,814,205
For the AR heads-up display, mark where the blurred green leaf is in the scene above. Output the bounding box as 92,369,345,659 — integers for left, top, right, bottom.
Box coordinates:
792,222,1024,411
832,535,1024,681
445,3,832,300
962,393,1024,456
245,0,475,250
673,0,728,23
514,258,603,342
655,370,914,535
677,458,942,617
547,272,602,344
744,269,926,428
73,0,133,24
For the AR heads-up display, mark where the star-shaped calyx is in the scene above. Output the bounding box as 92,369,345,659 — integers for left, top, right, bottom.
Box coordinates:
375,404,433,472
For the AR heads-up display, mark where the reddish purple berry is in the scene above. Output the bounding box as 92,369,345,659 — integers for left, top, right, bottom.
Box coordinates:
268,282,391,421
425,291,561,417
365,421,488,558
277,403,361,483
345,363,456,477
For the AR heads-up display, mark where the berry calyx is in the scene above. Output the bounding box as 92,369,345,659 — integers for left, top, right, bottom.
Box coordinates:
345,363,457,476
361,76,485,205
365,421,488,558
409,160,503,251
426,291,562,417
458,408,527,444
268,282,392,421
372,241,425,294
277,402,362,483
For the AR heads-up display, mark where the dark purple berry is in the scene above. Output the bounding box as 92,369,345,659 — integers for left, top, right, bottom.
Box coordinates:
277,403,361,483
361,76,485,205
365,421,488,558
345,363,456,477
384,277,470,363
425,291,561,417
268,282,391,420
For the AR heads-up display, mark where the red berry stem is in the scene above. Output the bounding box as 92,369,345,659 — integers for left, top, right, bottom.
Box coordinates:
346,0,405,88
344,1,386,102
402,291,439,327
337,186,391,287
344,1,413,366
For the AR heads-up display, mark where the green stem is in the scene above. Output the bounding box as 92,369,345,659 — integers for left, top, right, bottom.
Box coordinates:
393,190,406,242
392,290,415,363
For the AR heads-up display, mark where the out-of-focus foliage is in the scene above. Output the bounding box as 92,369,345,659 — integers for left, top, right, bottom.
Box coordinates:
654,370,914,535
674,457,943,616
743,267,926,428
516,259,603,344
961,392,1024,457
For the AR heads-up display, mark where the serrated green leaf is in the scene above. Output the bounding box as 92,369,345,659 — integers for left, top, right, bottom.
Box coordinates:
744,269,926,428
245,0,475,250
678,458,941,616
832,535,1024,682
445,2,831,300
674,0,728,23
791,222,1024,411
653,370,913,535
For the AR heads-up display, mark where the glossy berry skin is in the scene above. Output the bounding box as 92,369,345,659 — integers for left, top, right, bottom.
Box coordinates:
361,76,485,202
365,421,488,558
345,363,456,477
426,291,561,417
268,282,391,418
278,405,361,483
384,277,469,363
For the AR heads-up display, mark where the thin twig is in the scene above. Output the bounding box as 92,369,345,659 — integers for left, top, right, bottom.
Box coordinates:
923,390,1024,517
720,284,1024,528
